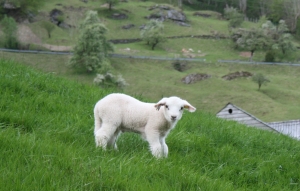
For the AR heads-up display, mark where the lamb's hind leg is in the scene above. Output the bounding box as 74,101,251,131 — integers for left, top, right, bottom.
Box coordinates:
107,129,121,150
94,123,118,150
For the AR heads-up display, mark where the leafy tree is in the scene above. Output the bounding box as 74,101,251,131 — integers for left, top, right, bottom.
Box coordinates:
0,15,18,49
252,73,270,90
283,0,300,32
231,28,267,61
69,11,114,73
262,20,296,54
108,0,119,10
40,21,55,38
140,19,167,50
224,6,244,28
268,0,285,23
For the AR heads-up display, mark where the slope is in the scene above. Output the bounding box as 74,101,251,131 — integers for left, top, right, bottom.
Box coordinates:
1,59,300,190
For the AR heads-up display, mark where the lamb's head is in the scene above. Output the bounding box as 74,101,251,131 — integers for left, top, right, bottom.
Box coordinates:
154,97,196,122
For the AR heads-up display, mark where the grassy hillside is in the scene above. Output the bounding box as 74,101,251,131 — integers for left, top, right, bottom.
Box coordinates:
1,59,300,190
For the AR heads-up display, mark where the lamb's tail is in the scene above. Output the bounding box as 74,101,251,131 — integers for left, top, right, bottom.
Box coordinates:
94,108,102,136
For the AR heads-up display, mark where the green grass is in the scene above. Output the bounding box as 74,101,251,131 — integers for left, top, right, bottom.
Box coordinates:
1,59,300,190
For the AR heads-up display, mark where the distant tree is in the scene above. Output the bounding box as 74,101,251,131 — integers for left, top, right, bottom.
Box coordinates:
268,0,285,23
101,0,119,10
262,20,296,54
252,73,270,90
224,6,244,28
69,11,114,73
140,20,167,50
231,28,267,61
40,21,55,38
283,0,300,32
0,15,19,49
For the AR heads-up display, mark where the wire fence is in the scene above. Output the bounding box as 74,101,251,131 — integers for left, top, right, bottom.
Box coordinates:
218,60,300,67
1,48,300,66
0,48,207,62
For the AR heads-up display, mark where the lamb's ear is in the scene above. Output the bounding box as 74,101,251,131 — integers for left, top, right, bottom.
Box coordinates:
183,100,196,112
154,98,167,111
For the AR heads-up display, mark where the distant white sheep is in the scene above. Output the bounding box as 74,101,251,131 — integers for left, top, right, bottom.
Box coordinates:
93,93,196,158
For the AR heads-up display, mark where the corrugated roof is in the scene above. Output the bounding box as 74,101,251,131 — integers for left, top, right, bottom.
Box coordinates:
216,103,279,132
267,120,300,140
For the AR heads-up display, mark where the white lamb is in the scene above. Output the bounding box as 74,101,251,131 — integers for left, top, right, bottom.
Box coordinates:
93,93,196,158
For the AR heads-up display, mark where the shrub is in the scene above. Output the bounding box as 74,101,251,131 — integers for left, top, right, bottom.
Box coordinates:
172,61,187,72
93,73,128,89
224,7,244,28
265,51,275,62
0,15,19,49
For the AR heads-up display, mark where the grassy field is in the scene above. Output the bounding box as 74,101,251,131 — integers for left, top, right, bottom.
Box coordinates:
1,59,300,190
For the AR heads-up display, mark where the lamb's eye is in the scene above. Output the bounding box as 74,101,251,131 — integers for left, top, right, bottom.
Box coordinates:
165,105,169,109
180,107,183,111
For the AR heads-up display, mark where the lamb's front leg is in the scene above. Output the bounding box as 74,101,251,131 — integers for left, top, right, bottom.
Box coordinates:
160,137,168,157
145,130,163,158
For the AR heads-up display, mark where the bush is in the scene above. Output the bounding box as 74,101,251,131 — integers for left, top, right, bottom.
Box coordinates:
224,7,244,28
93,73,128,89
172,61,187,72
0,15,19,49
265,51,275,62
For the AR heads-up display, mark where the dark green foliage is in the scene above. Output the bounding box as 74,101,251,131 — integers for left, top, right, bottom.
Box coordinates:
0,15,19,49
265,51,275,62
172,61,187,72
296,18,300,39
268,0,285,24
224,6,244,28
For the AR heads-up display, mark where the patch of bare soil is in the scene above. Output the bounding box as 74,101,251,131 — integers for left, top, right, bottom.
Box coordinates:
222,71,252,80
182,73,211,84
17,24,72,51
239,51,251,58
18,24,41,44
42,44,72,51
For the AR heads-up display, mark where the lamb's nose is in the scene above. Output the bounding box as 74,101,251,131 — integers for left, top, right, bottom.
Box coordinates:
171,116,177,120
